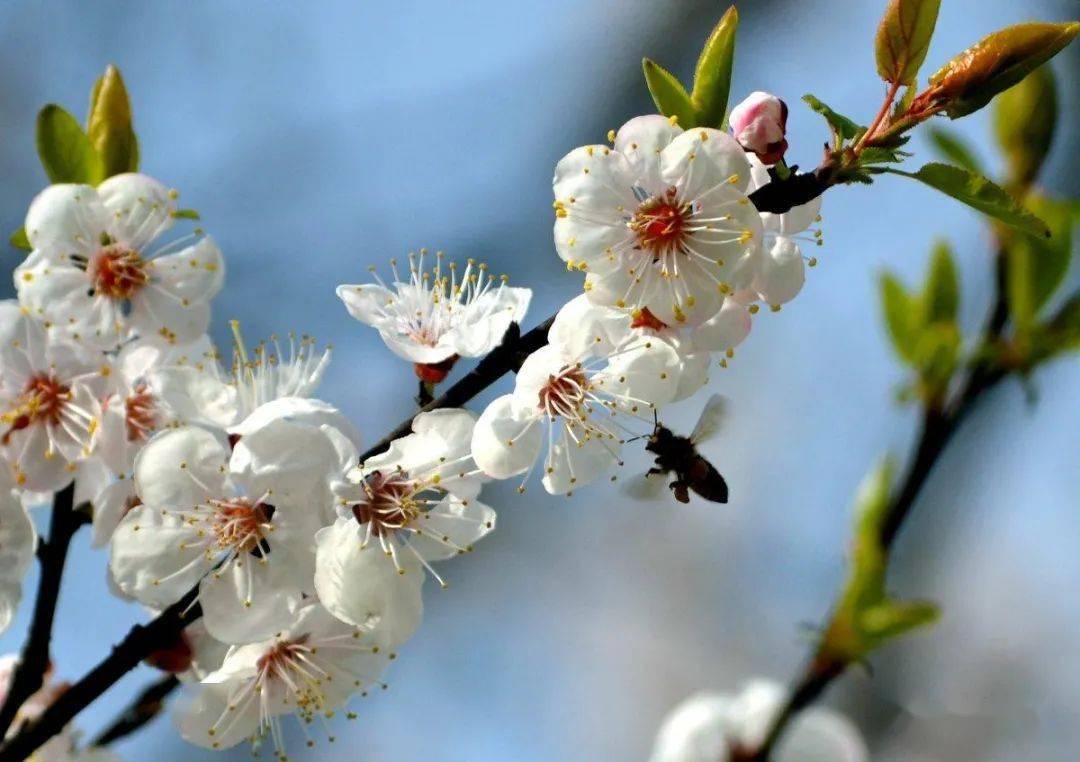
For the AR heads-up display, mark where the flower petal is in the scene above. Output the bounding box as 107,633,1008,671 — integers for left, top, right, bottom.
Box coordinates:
147,236,225,302
110,504,214,607
614,114,683,192
198,558,306,644
97,173,175,251
133,426,230,510
472,394,543,480
24,183,107,257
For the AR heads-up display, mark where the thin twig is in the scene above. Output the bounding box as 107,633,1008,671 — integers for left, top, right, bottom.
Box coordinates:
91,673,181,748
747,257,1018,760
0,485,84,739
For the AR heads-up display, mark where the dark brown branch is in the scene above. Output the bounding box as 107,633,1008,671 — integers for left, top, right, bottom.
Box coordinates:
91,673,181,748
0,485,84,739
746,164,836,214
0,589,201,762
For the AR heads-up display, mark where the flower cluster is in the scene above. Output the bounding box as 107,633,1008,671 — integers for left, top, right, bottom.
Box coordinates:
1,88,830,759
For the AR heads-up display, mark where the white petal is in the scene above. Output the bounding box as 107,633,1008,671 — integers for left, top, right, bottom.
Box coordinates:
148,366,238,428
176,682,258,750
660,127,752,197
230,414,344,500
692,299,753,352
548,293,634,360
0,484,35,635
24,184,107,256
595,337,682,409
452,285,531,358
90,476,135,549
542,426,617,494
5,424,74,493
409,495,496,561
614,114,684,191
553,145,638,270
97,173,175,251
471,394,542,479
109,504,214,607
314,520,424,647
753,237,805,305
128,284,211,347
133,426,230,510
198,558,306,644
336,283,395,326
511,343,571,411
776,708,869,762
650,692,731,762
230,396,360,448
147,236,225,302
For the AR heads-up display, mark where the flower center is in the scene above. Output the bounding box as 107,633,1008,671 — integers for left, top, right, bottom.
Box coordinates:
352,470,419,535
206,498,275,555
2,374,70,444
537,364,588,419
630,187,691,258
629,307,668,331
124,384,158,442
89,244,149,300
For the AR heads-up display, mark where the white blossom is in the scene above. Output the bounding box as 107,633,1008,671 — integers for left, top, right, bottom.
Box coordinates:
176,602,392,754
472,302,681,494
555,115,763,327
0,467,35,635
315,409,493,640
14,174,223,350
337,250,530,382
0,301,105,492
650,681,867,762
109,421,342,644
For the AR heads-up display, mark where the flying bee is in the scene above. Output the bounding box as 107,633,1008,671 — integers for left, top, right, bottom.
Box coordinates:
626,394,729,504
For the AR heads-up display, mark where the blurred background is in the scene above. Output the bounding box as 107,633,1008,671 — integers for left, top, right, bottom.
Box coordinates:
0,1,1076,759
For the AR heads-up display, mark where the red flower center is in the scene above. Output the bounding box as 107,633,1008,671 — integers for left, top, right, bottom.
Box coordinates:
2,374,70,444
352,470,418,535
630,188,691,258
537,364,588,418
124,384,158,442
207,498,275,554
89,244,149,300
629,307,668,331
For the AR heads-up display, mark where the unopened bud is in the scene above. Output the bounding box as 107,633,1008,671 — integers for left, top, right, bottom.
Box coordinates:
728,91,788,165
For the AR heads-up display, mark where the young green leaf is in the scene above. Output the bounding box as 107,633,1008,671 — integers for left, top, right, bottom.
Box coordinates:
642,58,696,127
36,104,103,184
170,209,201,221
927,21,1079,118
691,5,738,129
925,126,983,174
87,65,139,179
879,273,919,364
9,227,31,251
922,239,959,324
993,65,1057,188
875,0,942,85
802,94,865,145
886,163,1049,237
1006,195,1075,332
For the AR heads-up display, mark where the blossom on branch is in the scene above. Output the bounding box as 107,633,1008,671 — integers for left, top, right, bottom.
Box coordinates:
0,468,35,635
0,302,105,492
14,174,223,350
650,680,867,762
729,92,789,165
554,115,763,327
337,251,531,383
315,409,494,641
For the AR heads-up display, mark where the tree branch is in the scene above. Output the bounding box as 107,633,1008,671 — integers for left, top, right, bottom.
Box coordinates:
746,256,1017,760
0,485,85,739
90,673,180,748
0,590,201,762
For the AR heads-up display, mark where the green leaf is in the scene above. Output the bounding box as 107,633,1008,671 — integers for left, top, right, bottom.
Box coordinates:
928,21,1080,118
87,65,139,179
925,126,983,174
170,208,200,221
691,6,738,129
9,227,30,251
36,104,103,184
820,458,939,663
875,0,942,85
923,239,959,324
879,273,919,364
642,59,696,128
858,146,907,166
886,163,1049,237
1007,195,1074,332
802,94,866,147
993,65,1057,188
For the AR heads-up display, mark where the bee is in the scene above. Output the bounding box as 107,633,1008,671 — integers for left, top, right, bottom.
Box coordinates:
626,394,729,504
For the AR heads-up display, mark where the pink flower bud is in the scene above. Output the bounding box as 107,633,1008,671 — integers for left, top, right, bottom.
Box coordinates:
729,91,788,165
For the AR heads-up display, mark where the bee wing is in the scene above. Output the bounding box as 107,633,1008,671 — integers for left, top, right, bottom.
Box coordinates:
621,471,668,501
689,394,728,445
